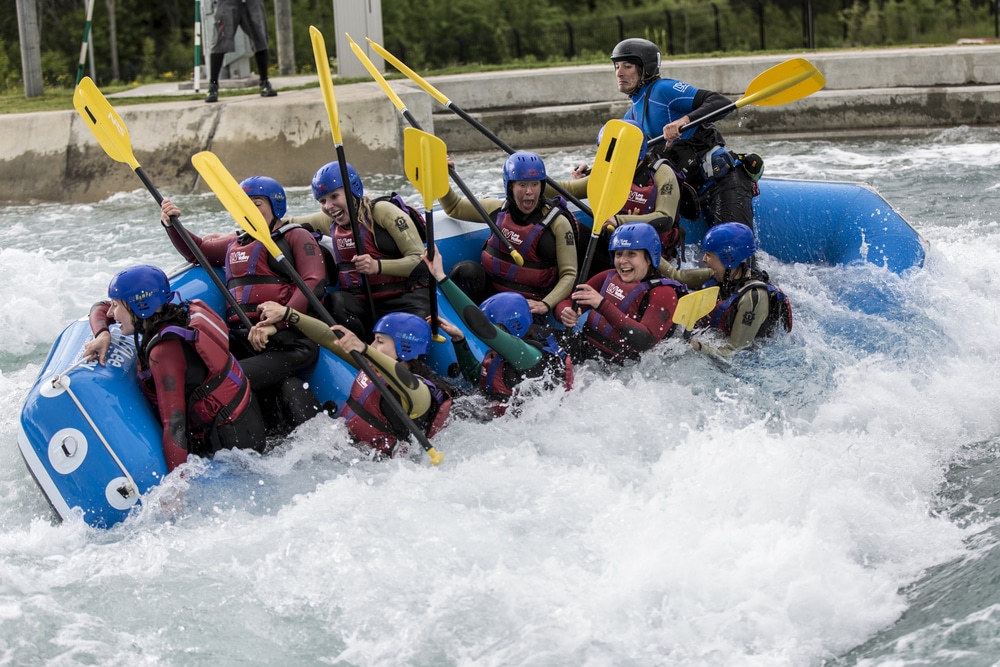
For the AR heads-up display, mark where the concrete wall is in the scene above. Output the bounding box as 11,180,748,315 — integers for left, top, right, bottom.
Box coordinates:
2,45,999,204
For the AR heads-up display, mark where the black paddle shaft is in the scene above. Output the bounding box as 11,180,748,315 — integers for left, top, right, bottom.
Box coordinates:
333,144,377,321
270,255,439,457
134,167,254,331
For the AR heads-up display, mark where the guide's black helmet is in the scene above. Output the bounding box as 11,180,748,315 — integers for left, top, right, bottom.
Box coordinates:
610,38,661,87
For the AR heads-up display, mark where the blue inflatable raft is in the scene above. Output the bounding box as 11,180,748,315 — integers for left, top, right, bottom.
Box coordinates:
17,176,926,527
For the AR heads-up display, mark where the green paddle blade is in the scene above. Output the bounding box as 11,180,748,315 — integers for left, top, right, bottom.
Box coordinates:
673,286,721,330
403,127,449,209
587,119,645,233
190,151,282,260
737,58,825,108
73,76,139,169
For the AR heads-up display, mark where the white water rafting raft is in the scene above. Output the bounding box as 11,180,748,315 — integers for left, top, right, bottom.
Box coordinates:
17,176,926,527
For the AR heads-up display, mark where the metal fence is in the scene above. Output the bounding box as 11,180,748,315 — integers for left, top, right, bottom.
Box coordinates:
388,0,1000,69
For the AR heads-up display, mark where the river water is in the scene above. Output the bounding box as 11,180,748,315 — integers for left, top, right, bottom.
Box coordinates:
1,126,999,666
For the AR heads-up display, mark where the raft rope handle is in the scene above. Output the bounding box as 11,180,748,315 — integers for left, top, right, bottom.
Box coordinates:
50,362,140,500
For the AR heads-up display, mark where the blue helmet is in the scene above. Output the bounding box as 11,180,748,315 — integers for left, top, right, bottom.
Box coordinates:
372,312,431,361
609,222,661,269
108,265,174,320
480,292,532,339
597,118,647,162
502,151,546,192
702,222,756,269
311,161,364,201
240,176,286,220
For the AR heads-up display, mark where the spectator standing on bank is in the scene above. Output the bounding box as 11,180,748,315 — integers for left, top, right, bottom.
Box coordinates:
205,0,278,103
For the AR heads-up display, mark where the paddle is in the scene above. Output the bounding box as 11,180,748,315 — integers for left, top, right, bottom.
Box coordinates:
366,37,594,219
577,119,645,291
309,25,377,322
72,76,254,331
346,34,524,267
671,286,720,339
191,150,445,466
647,57,825,149
403,127,449,342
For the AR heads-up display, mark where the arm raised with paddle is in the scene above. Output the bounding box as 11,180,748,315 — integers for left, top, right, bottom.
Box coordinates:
309,25,377,321
365,37,594,220
191,150,445,466
346,33,523,267
72,77,254,332
649,57,825,150
611,38,824,229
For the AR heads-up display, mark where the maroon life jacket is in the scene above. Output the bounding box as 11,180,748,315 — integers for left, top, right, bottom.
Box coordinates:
339,370,451,456
330,208,426,300
482,202,569,300
479,334,574,416
138,300,251,433
582,272,686,361
223,226,327,325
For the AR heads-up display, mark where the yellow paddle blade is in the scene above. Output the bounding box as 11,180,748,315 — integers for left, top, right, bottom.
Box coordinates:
672,286,720,330
587,119,644,230
73,76,139,169
347,33,407,113
403,128,449,209
310,26,343,145
366,38,450,107
190,151,283,260
737,58,825,109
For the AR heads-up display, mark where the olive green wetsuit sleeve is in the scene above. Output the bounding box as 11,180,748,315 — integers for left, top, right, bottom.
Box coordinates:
439,277,543,371
545,178,589,202
438,187,503,222
370,201,425,277
285,211,332,235
612,163,681,229
658,264,714,290
543,214,580,311
698,286,770,359
281,308,431,418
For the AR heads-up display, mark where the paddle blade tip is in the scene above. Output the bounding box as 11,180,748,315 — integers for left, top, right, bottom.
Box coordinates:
428,448,445,466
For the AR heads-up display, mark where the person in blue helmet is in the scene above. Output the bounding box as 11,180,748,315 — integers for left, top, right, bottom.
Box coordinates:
560,118,693,279
254,301,452,458
439,151,579,321
289,160,430,340
160,176,325,435
609,38,762,230
83,265,266,471
556,222,688,364
689,222,792,358
421,247,574,417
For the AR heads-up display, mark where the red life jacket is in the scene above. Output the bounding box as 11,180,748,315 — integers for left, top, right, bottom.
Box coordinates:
583,272,685,361
622,172,657,216
138,300,252,432
482,203,567,299
330,218,422,300
339,370,451,456
479,334,574,415
223,228,307,325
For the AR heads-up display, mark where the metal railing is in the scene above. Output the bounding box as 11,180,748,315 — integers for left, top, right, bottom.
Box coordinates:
386,0,1000,70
